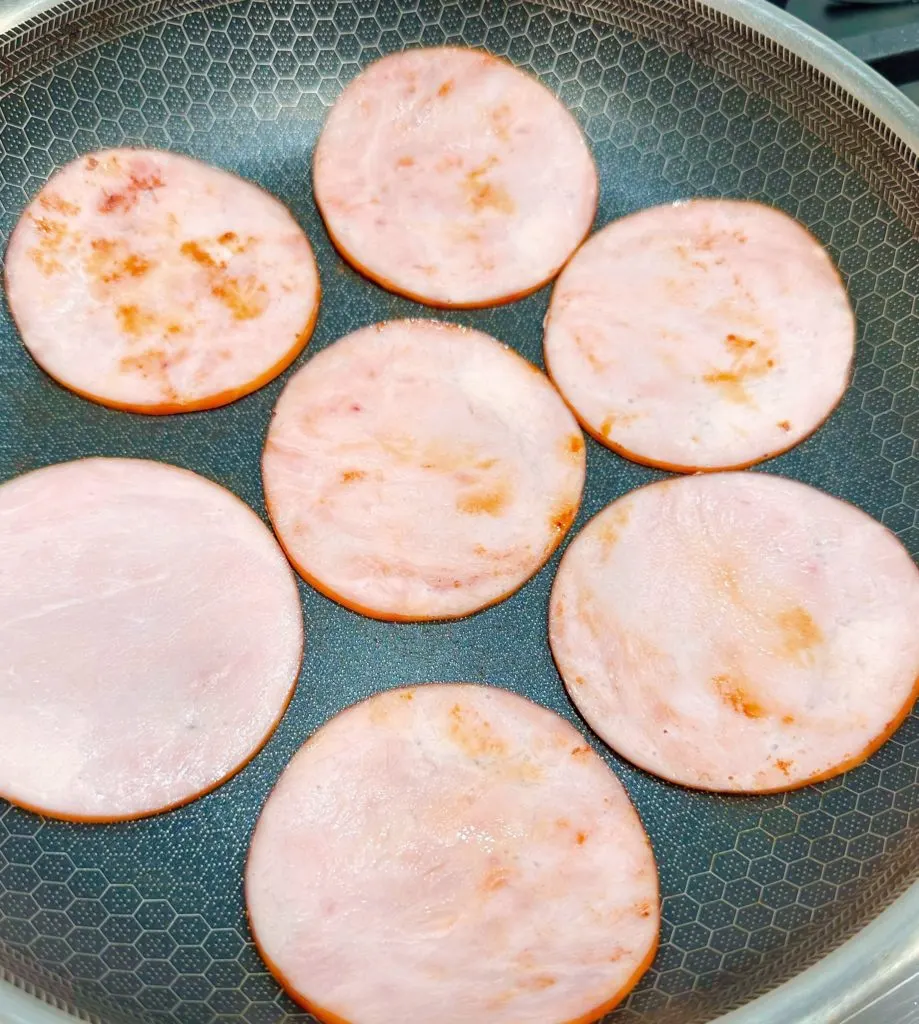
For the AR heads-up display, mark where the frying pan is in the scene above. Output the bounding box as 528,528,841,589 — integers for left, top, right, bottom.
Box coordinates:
0,0,918,1021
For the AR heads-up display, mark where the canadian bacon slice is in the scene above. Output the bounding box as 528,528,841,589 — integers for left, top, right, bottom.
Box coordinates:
5,148,320,413
0,458,303,821
246,683,660,1024
262,319,586,620
549,473,919,793
544,200,855,471
314,47,598,307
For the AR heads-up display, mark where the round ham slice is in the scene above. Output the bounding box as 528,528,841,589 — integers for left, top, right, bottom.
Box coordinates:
549,473,919,793
262,319,586,621
0,458,303,821
246,683,660,1024
5,148,320,414
313,47,598,308
544,200,855,471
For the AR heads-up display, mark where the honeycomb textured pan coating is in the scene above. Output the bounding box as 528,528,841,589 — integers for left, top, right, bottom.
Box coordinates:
0,2,918,1022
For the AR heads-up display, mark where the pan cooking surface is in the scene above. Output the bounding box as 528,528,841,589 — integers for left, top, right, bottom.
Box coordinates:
0,1,917,1022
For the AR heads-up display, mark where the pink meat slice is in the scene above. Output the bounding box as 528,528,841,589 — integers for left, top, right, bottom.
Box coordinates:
544,200,855,471
246,683,660,1024
550,473,919,793
313,47,598,308
262,319,586,620
0,458,303,821
5,148,320,413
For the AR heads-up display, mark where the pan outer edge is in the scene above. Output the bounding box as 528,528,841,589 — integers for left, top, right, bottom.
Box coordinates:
0,0,916,1022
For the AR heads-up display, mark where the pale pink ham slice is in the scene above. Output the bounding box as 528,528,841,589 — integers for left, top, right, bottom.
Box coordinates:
550,473,919,793
246,683,659,1024
313,47,598,308
262,319,586,621
544,200,855,471
5,148,320,413
0,458,303,821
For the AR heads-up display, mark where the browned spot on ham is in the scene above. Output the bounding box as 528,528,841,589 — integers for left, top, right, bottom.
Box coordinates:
462,159,515,215
457,482,510,516
775,758,793,776
782,714,795,725
576,831,588,845
776,606,823,663
39,193,80,216
703,334,776,404
480,867,512,893
599,411,639,439
724,333,757,355
116,304,158,337
437,79,454,97
713,674,764,718
27,216,72,276
490,103,513,142
597,505,631,555
98,169,164,214
85,238,152,284
635,901,653,918
778,420,792,432
118,348,181,402
574,331,606,373
119,347,166,373
571,745,591,760
341,470,367,483
211,276,269,321
396,155,415,168
550,502,576,533
448,703,507,758
566,434,585,457
181,239,224,270
526,975,556,990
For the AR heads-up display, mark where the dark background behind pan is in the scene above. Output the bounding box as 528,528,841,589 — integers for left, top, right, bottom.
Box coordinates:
1,1,918,1022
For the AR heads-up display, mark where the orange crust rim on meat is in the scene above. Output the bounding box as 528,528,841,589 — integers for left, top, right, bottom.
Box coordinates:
10,290,320,416
312,46,600,310
555,666,919,797
248,924,659,1024
243,683,661,1024
548,361,852,474
316,209,594,310
542,196,857,473
260,327,587,622
262,461,584,623
548,474,919,795
3,146,322,415
0,457,305,824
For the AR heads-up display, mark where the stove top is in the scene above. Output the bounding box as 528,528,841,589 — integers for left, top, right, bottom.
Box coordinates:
781,0,919,103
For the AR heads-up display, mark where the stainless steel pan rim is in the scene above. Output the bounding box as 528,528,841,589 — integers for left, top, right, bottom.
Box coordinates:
0,0,917,1021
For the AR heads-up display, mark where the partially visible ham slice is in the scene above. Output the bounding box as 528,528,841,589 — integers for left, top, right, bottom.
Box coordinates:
314,47,598,308
5,148,320,413
549,473,919,793
0,458,303,821
262,319,586,621
544,200,855,471
246,683,660,1024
